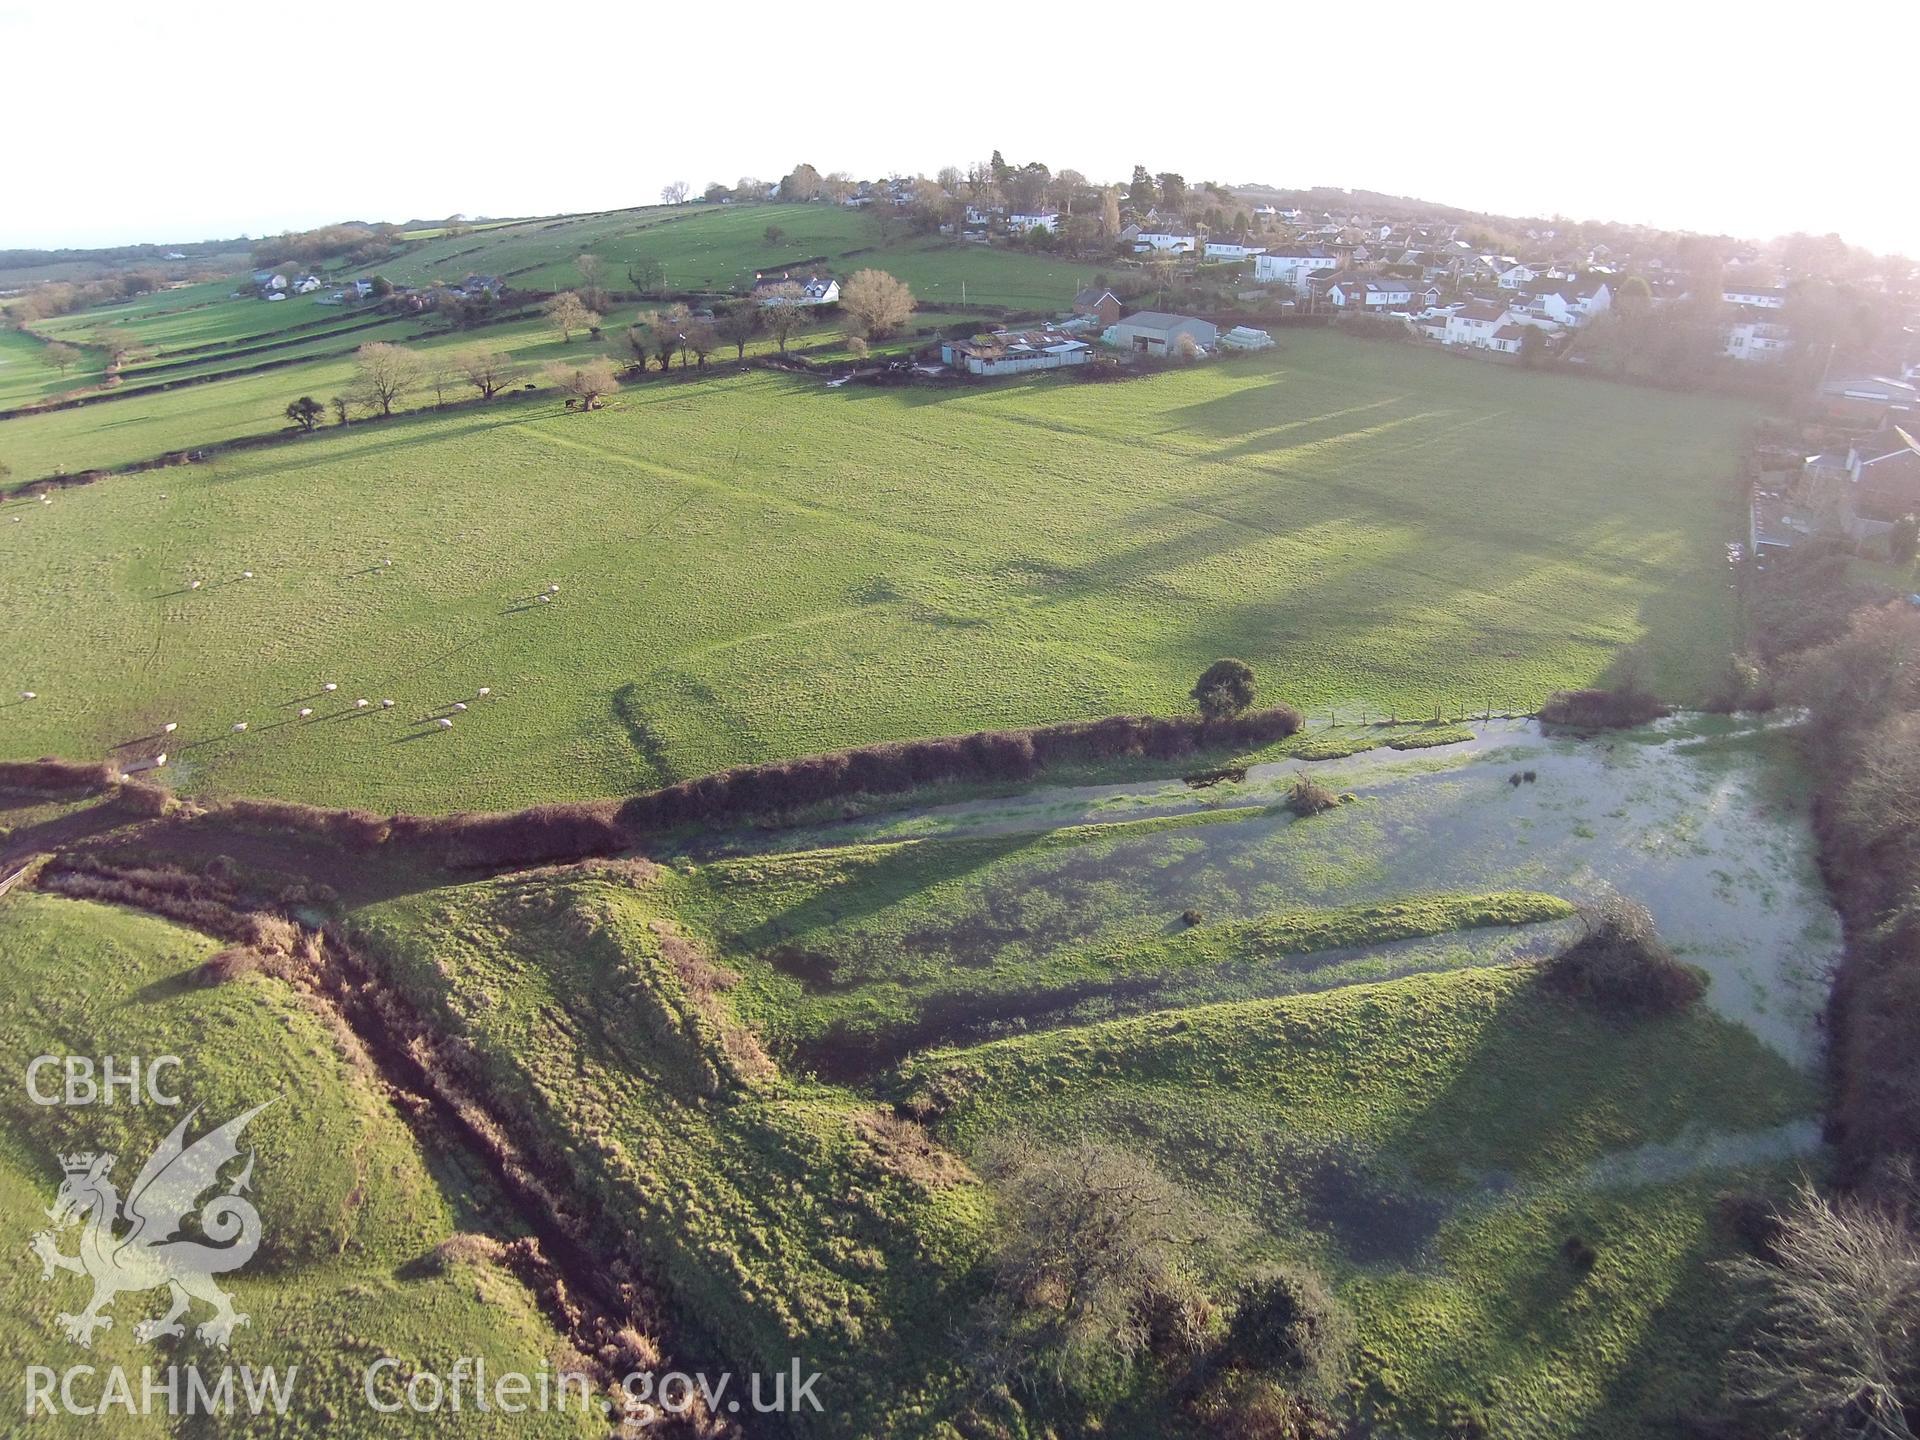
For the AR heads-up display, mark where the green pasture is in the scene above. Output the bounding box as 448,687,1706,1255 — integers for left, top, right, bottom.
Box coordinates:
0,331,1753,811
384,201,1092,310
0,892,599,1437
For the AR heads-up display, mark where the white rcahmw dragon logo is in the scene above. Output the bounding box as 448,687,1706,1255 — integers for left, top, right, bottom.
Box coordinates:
28,1103,272,1348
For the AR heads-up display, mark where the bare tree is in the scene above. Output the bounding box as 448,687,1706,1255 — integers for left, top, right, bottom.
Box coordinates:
351,342,422,416
935,164,963,193
544,291,599,344
633,304,690,371
683,316,718,368
424,353,458,408
972,1138,1234,1393
574,255,608,311
760,284,809,355
455,348,523,401
1727,1178,1920,1440
1101,188,1123,240
717,300,760,359
543,358,620,410
822,170,856,204
839,268,915,340
39,341,81,376
330,395,351,426
659,180,689,205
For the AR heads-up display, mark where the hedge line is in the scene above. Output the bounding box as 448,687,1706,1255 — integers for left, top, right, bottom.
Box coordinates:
212,707,1305,869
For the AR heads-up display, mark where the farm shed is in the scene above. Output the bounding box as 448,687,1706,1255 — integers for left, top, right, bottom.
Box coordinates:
941,330,1091,377
1103,312,1220,356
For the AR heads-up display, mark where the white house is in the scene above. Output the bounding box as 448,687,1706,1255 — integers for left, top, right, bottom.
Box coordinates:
1007,212,1059,233
1203,242,1266,261
1252,246,1342,296
1132,232,1196,254
941,329,1090,376
753,272,839,306
1324,277,1415,312
1515,280,1611,328
1723,317,1792,363
294,275,323,294
1496,262,1541,289
1103,311,1219,355
1443,299,1513,348
1722,284,1786,309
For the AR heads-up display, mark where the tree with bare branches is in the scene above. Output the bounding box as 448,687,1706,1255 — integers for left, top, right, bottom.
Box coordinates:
455,348,523,401
1726,1178,1920,1439
543,357,620,410
351,342,421,416
839,268,915,340
544,290,599,344
717,300,760,359
660,180,689,205
760,284,808,355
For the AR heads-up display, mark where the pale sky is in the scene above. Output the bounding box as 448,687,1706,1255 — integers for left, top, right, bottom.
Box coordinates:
3,0,1914,258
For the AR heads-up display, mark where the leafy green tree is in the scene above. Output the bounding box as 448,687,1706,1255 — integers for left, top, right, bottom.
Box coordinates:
1192,658,1257,718
1128,165,1155,209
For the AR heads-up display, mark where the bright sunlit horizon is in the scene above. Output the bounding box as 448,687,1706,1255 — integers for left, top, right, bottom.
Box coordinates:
3,0,1915,260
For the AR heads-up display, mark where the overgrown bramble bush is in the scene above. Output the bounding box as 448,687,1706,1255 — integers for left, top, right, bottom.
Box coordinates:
1540,896,1704,1015
1285,775,1339,817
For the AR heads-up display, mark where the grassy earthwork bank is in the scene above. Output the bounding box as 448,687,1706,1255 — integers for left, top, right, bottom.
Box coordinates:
0,892,600,1438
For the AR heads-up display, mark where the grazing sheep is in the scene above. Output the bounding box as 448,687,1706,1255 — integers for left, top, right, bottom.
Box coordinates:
537,594,550,603
189,580,202,590
380,699,395,708
162,722,177,733
355,698,369,708
153,753,166,767
323,682,338,692
20,691,37,701
436,717,454,729
453,702,467,711
477,687,491,696
548,584,560,593
232,722,248,732
240,570,254,580
298,708,313,718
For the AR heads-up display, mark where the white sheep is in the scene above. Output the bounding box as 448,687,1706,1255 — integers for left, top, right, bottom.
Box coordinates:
323,682,338,692
436,717,454,729
153,753,166,767
232,722,248,732
240,570,254,580
537,594,550,603
381,698,395,708
20,691,37,701
477,687,491,697
548,584,560,593
355,698,369,708
298,707,313,718
189,580,202,590
162,722,177,733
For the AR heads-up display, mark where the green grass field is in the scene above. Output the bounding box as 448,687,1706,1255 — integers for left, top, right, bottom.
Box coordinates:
2,331,1752,813
0,893,600,1437
384,201,1094,310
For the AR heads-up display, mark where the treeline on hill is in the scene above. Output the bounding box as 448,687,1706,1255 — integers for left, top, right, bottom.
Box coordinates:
5,269,172,322
4,708,1303,872
249,222,406,270
1740,543,1920,1174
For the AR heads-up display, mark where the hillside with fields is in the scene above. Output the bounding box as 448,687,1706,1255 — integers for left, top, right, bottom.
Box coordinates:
2,158,1911,1440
